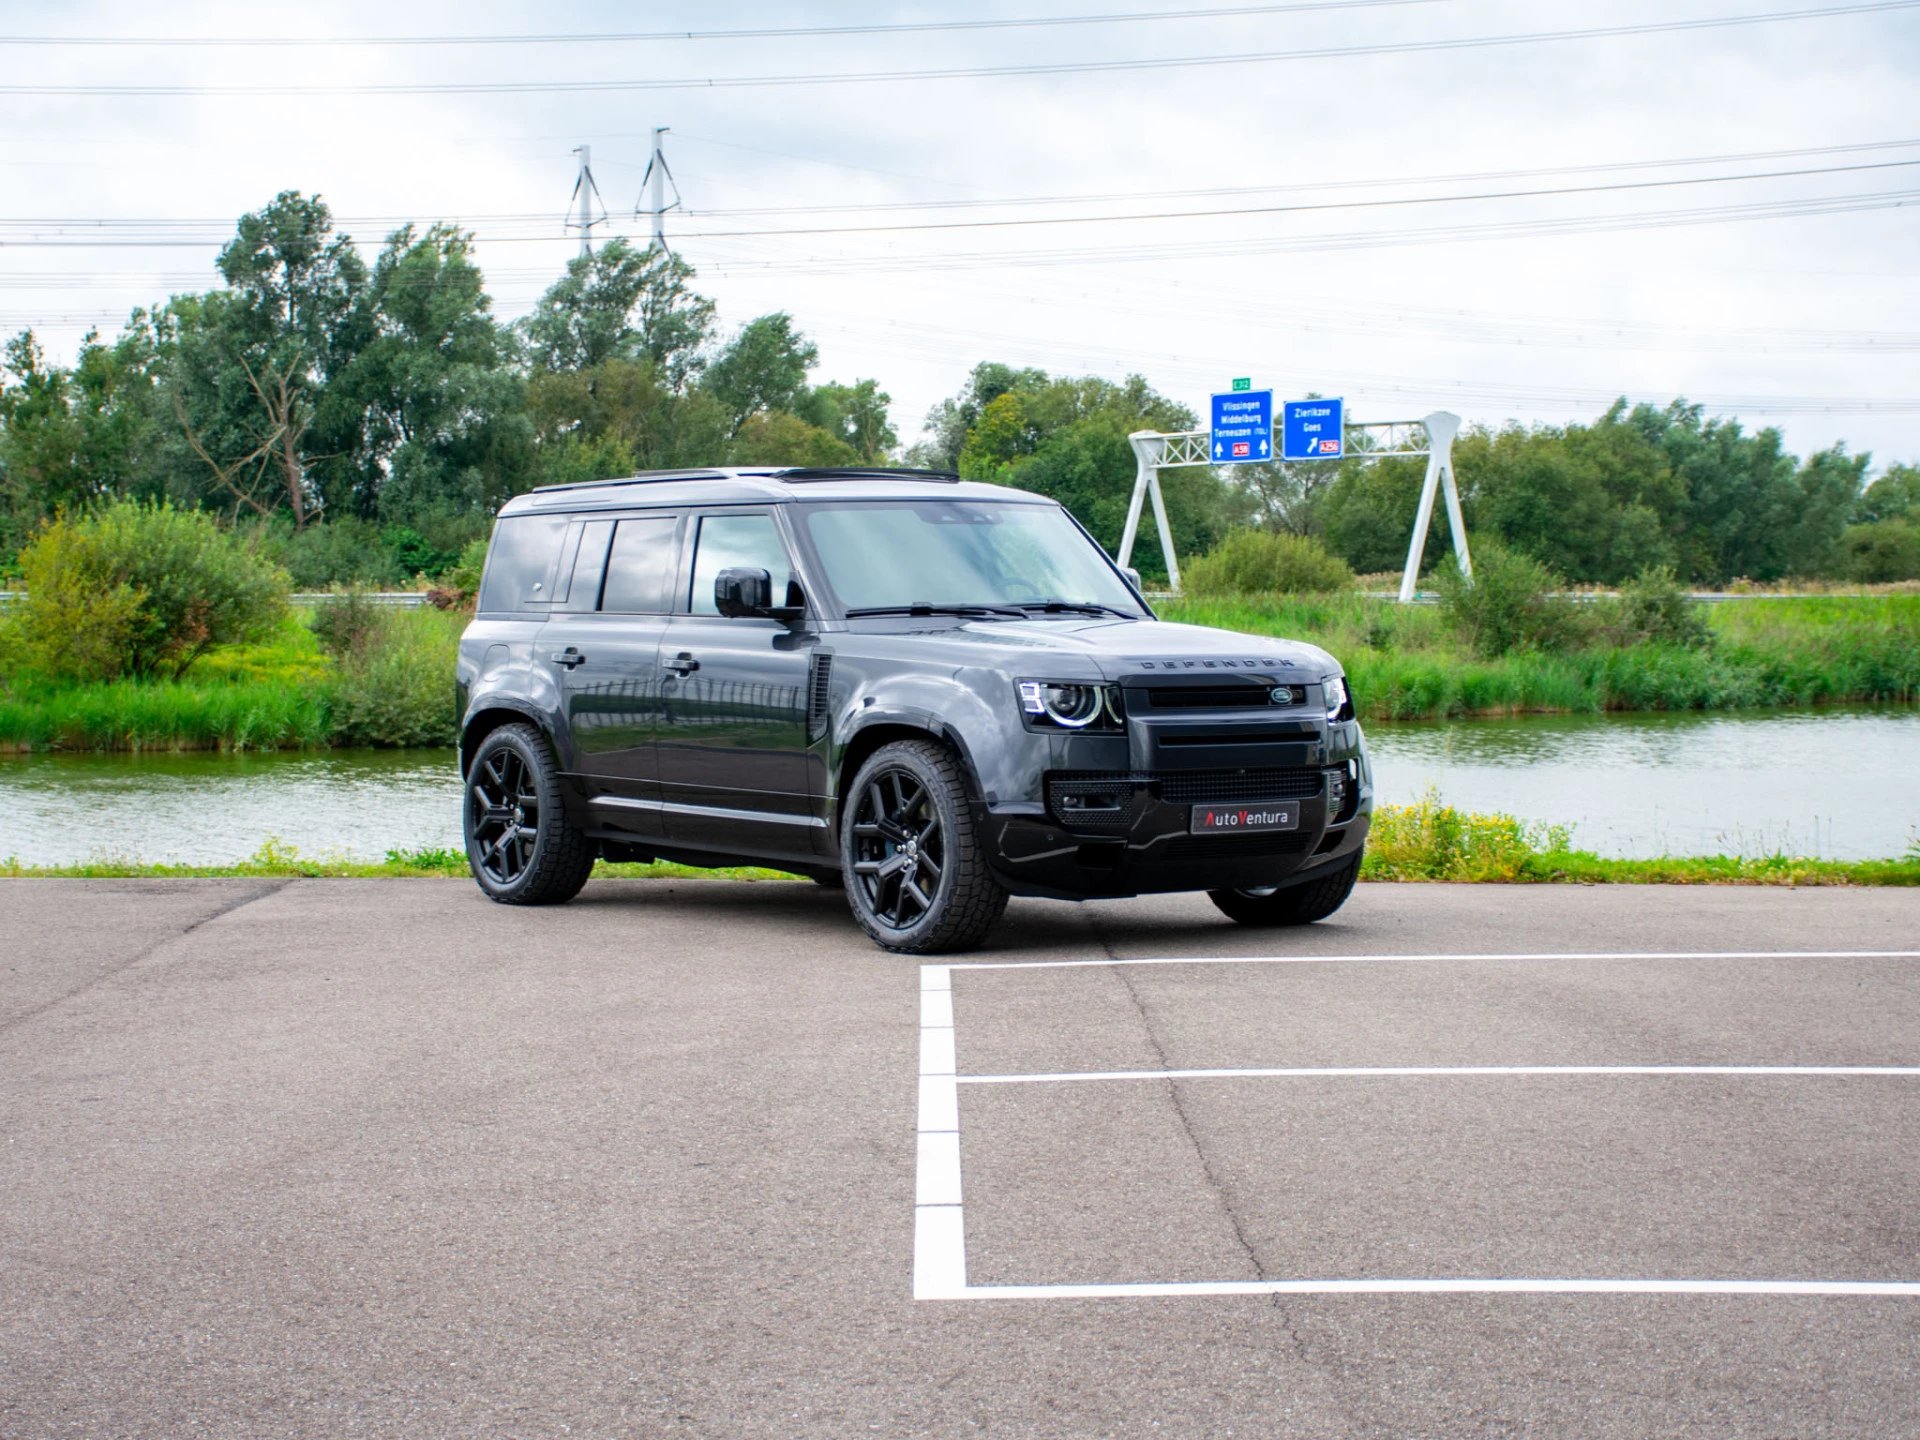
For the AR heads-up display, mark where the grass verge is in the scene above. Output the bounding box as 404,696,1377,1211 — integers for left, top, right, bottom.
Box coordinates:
6,807,1914,885
1160,593,1920,719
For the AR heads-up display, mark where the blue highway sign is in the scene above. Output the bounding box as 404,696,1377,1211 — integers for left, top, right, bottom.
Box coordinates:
1282,397,1345,460
1209,388,1272,464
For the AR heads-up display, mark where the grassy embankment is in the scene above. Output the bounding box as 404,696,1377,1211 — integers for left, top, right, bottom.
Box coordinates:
0,605,459,752
1,593,1915,751
8,796,1915,885
1161,593,1920,719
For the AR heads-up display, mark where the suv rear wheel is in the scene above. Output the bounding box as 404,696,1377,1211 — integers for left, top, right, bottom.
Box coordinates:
1208,851,1362,927
464,723,597,906
842,739,1008,954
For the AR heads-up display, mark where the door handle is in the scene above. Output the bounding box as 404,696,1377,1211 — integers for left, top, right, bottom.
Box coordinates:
664,652,700,677
549,647,586,669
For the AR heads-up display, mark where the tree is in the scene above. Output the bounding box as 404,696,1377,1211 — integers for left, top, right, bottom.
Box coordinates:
338,224,529,529
728,411,857,467
1855,462,1920,524
798,379,896,463
526,356,730,481
702,313,817,436
160,192,371,529
521,238,715,388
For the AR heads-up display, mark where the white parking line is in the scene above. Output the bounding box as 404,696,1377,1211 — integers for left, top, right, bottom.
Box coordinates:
914,951,1920,1301
959,1065,1920,1085
947,949,1920,972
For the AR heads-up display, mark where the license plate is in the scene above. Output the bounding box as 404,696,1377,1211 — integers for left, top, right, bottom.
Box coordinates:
1189,802,1299,834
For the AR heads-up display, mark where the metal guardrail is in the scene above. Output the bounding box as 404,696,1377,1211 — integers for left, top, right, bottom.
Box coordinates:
291,592,429,607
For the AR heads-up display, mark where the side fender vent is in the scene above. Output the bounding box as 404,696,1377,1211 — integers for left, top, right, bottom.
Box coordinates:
807,652,834,741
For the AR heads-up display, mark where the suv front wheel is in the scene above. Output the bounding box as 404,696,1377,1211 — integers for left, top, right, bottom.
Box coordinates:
464,723,597,906
842,739,1008,954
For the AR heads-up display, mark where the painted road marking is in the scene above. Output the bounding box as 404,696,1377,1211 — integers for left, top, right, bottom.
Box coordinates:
913,952,1920,1301
946,950,1920,972
959,1065,1920,1085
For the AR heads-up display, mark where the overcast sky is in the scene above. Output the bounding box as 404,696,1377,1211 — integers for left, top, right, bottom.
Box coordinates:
2,0,1916,468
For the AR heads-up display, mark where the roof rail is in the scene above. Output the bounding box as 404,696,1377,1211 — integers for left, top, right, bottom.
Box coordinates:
774,467,960,484
530,468,732,494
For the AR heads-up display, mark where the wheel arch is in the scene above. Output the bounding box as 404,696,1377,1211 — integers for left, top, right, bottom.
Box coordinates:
832,719,986,840
460,702,558,779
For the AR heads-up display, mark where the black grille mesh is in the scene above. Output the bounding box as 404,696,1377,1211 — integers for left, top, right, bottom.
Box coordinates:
1159,768,1324,804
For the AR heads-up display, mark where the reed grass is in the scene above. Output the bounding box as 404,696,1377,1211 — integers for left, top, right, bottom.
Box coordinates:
1160,593,1920,719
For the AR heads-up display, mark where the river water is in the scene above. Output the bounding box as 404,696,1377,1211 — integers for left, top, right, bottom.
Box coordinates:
1,708,1915,867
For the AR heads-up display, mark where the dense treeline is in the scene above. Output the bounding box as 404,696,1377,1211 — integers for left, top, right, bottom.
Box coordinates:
2,190,1916,587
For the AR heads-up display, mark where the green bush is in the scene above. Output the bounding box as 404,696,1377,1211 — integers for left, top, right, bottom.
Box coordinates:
308,590,384,659
275,517,407,590
1600,565,1713,649
1434,543,1585,659
1838,519,1920,583
8,501,289,681
1183,529,1355,596
329,609,460,747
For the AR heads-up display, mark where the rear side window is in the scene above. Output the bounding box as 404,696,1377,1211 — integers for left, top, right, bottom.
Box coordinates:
556,518,616,612
601,515,680,613
478,516,568,614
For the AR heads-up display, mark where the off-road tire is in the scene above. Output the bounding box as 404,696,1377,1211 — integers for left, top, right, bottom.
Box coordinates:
1208,850,1362,927
464,723,597,906
842,739,1008,954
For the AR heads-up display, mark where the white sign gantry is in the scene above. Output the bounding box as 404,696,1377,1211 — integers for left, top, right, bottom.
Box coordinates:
1118,409,1470,602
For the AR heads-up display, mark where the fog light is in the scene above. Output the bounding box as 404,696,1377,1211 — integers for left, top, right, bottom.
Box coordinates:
1325,765,1351,821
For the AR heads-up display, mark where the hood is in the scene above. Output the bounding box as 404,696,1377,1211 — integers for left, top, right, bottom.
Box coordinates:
848,616,1340,681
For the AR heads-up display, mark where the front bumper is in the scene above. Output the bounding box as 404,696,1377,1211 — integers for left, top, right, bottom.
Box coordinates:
981,712,1373,900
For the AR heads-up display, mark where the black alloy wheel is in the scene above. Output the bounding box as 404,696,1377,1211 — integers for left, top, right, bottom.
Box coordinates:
842,739,1007,954
851,767,945,930
463,723,596,905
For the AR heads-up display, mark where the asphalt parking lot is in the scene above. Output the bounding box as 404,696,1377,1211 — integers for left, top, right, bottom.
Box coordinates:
4,878,1918,1438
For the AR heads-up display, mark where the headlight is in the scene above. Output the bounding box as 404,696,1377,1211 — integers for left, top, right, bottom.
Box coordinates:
1323,674,1352,722
1017,680,1124,732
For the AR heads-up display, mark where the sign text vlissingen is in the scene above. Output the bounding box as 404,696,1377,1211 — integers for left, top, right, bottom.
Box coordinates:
1209,387,1273,465
1281,397,1346,461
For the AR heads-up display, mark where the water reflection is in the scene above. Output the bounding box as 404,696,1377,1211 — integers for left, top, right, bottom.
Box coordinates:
1367,708,1920,860
0,708,1915,866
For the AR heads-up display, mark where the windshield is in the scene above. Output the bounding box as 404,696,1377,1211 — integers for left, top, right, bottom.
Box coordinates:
797,499,1144,615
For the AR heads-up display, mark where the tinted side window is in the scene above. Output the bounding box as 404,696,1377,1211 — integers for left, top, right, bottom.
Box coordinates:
689,513,793,616
601,515,679,613
478,515,569,613
557,518,616,613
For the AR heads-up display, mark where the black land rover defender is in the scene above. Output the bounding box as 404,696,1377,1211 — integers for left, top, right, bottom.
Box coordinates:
457,467,1371,953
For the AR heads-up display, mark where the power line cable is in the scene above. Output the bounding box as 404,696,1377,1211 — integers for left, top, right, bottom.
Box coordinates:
0,0,1453,47
3,157,1913,246
3,2,1911,96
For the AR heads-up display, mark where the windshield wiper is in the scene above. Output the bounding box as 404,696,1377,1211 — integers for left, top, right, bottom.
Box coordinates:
845,602,1027,619
1013,600,1138,619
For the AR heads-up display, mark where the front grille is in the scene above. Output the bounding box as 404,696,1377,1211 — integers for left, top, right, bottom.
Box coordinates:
1163,831,1316,861
1159,767,1324,804
1046,767,1325,828
1142,683,1302,709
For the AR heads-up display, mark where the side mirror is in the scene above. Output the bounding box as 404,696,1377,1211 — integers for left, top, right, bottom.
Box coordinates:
714,566,773,618
1123,566,1144,596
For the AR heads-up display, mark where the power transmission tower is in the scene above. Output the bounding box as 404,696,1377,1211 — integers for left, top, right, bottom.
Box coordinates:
636,127,684,252
565,144,608,259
